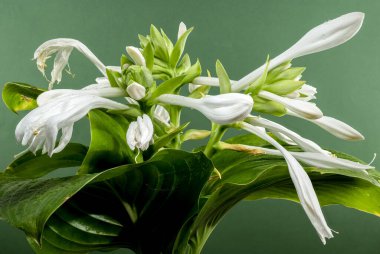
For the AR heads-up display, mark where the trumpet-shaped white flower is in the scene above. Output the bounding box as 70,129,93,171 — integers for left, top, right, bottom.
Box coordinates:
247,116,329,155
178,22,187,39
154,105,170,125
259,90,323,119
16,94,129,156
232,12,364,92
287,110,364,140
126,82,146,101
157,93,253,124
34,38,107,89
127,114,154,151
126,46,146,66
239,122,333,244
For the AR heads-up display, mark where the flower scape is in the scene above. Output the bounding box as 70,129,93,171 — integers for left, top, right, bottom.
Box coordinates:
1,12,379,254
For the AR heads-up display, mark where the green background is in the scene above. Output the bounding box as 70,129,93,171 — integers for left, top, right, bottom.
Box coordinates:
1,0,380,253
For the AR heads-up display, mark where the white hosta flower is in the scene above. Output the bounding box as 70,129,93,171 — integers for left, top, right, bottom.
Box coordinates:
16,94,129,156
247,116,329,155
259,90,323,119
232,12,364,92
157,93,253,125
126,46,146,66
126,82,146,101
154,105,170,125
34,38,107,89
192,77,223,87
178,22,187,39
287,110,364,141
239,122,333,244
126,114,154,151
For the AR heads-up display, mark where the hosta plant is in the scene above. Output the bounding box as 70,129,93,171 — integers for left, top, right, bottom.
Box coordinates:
1,11,379,254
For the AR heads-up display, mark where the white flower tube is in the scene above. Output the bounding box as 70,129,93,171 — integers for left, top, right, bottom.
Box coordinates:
157,93,253,124
126,82,146,101
232,12,364,92
259,90,323,119
126,46,146,66
287,110,364,141
34,38,107,89
154,105,170,125
247,116,328,155
178,22,187,39
16,94,129,156
220,142,374,172
239,122,333,244
126,114,154,151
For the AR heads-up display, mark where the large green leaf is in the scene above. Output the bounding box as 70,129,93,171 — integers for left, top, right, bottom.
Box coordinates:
2,82,45,113
79,110,134,174
0,149,213,254
177,134,380,253
5,143,87,178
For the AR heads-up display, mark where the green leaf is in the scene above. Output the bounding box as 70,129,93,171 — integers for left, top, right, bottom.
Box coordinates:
153,122,189,151
5,143,88,178
143,42,155,70
179,134,380,252
268,67,305,82
1,149,213,253
182,59,202,84
2,82,45,113
252,96,287,116
266,60,291,81
147,75,186,104
150,25,169,62
215,60,231,94
106,69,123,88
246,56,270,95
169,27,193,68
264,80,305,95
79,110,134,174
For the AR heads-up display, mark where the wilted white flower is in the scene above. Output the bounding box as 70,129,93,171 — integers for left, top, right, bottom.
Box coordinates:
157,93,253,125
34,38,107,89
126,46,146,66
16,94,129,156
239,122,334,244
154,105,170,125
126,82,146,101
126,114,154,151
232,12,364,92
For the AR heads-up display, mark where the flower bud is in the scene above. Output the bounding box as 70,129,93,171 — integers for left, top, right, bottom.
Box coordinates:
126,46,146,66
154,105,170,125
178,22,187,39
126,82,146,101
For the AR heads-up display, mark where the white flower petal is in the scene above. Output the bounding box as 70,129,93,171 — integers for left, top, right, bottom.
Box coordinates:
126,114,153,151
240,122,333,244
126,82,146,101
154,105,170,125
34,38,106,89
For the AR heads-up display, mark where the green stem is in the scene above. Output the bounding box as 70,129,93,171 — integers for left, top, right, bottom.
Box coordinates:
170,106,182,149
204,124,227,158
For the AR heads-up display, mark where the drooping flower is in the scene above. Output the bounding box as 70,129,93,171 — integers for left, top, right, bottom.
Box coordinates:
232,12,364,92
34,38,107,89
157,93,253,124
126,114,154,151
16,93,129,156
238,122,334,244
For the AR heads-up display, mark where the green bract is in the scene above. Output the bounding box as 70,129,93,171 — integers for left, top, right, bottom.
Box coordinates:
1,13,378,254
